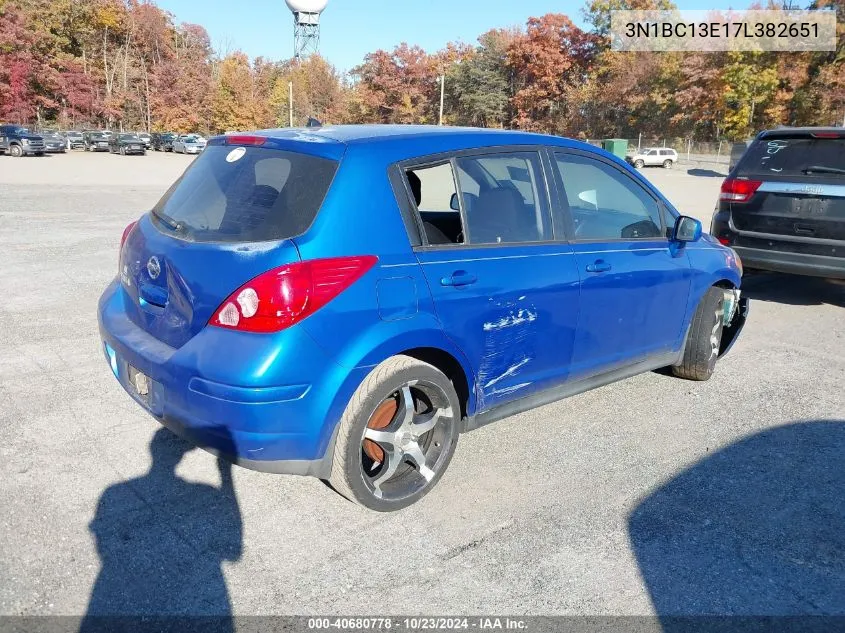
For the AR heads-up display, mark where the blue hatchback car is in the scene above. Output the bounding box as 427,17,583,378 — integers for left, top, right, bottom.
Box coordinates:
98,125,748,511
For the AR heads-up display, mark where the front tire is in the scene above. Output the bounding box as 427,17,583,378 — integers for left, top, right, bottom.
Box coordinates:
328,355,460,511
672,287,725,381
10,144,23,157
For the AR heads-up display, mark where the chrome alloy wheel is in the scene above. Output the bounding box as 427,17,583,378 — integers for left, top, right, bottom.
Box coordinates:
361,381,455,502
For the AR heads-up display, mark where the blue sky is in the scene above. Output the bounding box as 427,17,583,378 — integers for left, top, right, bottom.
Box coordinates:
157,0,745,72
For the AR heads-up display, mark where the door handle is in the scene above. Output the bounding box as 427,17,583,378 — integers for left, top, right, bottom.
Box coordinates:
586,260,611,273
440,271,477,287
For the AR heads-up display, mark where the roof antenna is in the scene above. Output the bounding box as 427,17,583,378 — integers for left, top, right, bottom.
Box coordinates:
306,117,322,128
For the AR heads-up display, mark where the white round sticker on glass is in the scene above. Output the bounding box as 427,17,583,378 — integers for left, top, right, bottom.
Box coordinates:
226,147,246,163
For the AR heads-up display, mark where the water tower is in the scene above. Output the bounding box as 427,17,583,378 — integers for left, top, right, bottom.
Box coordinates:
285,0,328,60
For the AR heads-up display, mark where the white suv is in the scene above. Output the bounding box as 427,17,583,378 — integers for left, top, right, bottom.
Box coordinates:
627,147,678,169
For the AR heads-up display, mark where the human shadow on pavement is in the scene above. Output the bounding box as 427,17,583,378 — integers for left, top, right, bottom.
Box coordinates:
629,420,845,631
80,427,242,633
741,272,845,308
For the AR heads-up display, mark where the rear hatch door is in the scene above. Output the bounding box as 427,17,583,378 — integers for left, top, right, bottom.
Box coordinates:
120,136,342,349
730,132,845,242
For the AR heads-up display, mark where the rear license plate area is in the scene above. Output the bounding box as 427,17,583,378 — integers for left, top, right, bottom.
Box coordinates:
127,365,155,407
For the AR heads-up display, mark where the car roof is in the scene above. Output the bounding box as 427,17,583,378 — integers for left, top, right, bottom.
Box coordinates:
217,124,608,164
237,124,585,148
758,126,845,139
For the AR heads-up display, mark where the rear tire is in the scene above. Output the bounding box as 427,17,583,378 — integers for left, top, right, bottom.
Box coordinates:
663,159,674,169
672,287,725,381
634,159,644,168
328,355,460,511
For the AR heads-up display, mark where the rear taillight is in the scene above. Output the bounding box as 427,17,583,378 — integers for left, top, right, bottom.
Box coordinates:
209,255,378,333
720,178,762,203
121,221,138,249
717,237,731,245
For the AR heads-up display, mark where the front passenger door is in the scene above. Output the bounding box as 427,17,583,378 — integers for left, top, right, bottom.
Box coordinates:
551,150,692,379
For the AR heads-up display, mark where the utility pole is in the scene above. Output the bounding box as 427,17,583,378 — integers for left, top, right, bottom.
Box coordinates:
439,74,445,126
288,82,294,127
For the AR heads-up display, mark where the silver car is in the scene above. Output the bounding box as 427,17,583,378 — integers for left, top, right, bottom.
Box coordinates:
172,134,207,155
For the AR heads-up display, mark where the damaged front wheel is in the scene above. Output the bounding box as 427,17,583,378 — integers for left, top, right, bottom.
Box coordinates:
672,286,727,381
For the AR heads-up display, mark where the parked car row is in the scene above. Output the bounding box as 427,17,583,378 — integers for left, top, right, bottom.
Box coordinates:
0,125,207,157
151,132,207,153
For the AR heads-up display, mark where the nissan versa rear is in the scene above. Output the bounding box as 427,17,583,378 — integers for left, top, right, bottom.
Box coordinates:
99,125,747,511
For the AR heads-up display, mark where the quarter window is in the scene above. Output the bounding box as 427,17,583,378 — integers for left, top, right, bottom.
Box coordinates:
554,153,663,241
405,162,464,245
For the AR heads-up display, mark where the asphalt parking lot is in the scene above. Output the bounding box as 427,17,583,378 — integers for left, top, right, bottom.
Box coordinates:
0,151,843,619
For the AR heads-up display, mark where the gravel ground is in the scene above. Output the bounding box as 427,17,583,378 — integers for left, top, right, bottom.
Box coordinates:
0,151,843,621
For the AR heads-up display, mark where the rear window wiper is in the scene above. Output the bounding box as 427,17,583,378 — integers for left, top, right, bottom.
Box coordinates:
802,165,845,175
151,209,184,232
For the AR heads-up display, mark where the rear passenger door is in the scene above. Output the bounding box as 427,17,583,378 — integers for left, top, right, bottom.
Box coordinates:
403,148,581,413
550,150,691,379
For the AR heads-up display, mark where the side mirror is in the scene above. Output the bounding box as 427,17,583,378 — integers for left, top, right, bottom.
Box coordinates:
673,215,702,242
450,193,460,211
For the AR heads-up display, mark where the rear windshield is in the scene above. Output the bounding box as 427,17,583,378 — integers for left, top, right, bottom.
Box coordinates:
737,137,845,177
151,144,338,243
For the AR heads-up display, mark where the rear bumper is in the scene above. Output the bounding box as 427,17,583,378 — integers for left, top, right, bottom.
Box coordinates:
97,280,365,476
712,211,845,279
734,246,845,280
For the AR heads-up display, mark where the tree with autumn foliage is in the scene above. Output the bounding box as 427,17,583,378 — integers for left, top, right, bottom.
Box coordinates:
0,0,841,140
507,14,596,134
352,43,441,124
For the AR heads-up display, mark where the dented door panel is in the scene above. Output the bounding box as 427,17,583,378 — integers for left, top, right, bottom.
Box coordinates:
416,244,580,412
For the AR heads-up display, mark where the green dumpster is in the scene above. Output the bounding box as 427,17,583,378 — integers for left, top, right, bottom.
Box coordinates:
601,138,628,160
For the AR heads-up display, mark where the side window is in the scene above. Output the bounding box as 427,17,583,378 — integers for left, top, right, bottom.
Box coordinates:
406,162,465,245
554,153,664,241
455,152,550,245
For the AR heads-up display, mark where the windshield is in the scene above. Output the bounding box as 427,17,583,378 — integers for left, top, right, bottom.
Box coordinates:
737,136,845,177
151,145,338,243
120,134,139,141
89,133,106,139
67,132,82,137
